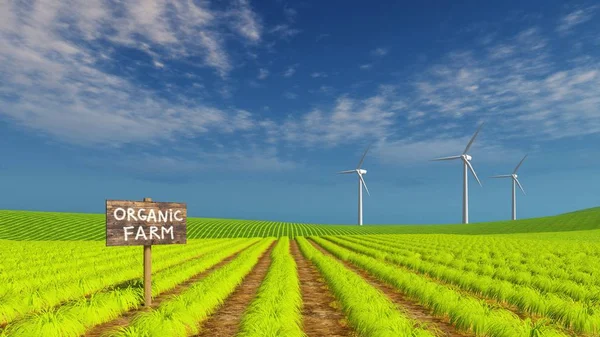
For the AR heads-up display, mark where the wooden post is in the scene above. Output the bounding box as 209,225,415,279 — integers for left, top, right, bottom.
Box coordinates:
143,197,152,307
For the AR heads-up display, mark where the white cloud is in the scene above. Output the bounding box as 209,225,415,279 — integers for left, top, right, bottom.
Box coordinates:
283,64,298,77
269,24,301,39
284,92,298,99
227,0,263,42
360,64,373,70
278,87,397,147
258,68,269,80
557,6,597,34
371,47,389,57
311,72,327,78
0,0,266,146
408,26,600,141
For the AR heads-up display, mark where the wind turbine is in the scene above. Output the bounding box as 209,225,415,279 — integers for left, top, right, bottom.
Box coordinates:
431,123,484,224
338,144,371,226
491,155,527,220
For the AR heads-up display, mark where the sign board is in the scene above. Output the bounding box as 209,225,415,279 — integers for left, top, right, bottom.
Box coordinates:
106,200,187,246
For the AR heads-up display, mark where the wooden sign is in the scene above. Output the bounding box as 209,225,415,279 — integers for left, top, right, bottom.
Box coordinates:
106,199,187,246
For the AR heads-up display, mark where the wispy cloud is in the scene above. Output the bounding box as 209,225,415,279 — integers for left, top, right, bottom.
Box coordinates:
0,0,264,146
284,92,298,99
407,25,600,143
557,6,597,34
371,47,389,57
258,68,269,79
269,24,301,39
278,86,399,148
360,63,373,70
311,72,328,78
283,64,299,77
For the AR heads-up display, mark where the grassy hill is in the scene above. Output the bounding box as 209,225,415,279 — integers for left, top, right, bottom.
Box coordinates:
1,206,599,240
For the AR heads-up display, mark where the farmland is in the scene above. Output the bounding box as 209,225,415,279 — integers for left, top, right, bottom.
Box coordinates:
1,207,600,336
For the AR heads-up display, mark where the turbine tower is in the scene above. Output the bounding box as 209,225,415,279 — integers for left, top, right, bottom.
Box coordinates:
491,154,527,220
338,144,371,226
431,123,484,224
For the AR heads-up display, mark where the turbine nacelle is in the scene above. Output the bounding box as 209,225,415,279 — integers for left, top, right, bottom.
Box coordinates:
512,174,518,179
358,169,367,175
463,154,472,161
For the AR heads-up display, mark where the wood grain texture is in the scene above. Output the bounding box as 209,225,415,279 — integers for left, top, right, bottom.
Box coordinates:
106,200,187,246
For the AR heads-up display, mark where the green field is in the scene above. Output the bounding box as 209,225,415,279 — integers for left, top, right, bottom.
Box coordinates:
1,207,599,336
2,206,600,240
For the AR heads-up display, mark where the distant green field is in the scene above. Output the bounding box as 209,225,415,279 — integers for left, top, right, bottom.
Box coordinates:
1,206,599,240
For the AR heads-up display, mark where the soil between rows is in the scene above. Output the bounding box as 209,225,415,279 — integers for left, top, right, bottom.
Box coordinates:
308,238,471,337
194,241,276,337
290,239,355,337
85,242,257,337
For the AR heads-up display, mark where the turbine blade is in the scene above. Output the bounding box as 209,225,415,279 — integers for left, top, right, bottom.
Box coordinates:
463,123,484,154
358,173,370,196
515,178,526,195
337,170,356,174
466,160,482,186
356,143,372,169
490,175,512,178
513,154,528,174
431,155,461,161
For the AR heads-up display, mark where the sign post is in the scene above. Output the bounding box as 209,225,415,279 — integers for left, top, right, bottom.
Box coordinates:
143,198,152,307
106,198,187,307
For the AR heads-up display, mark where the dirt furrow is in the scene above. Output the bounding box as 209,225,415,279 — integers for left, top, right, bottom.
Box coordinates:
85,244,255,337
308,239,471,337
194,242,275,337
290,239,355,337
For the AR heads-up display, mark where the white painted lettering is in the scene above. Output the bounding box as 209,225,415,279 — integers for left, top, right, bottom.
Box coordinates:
158,210,168,222
149,226,160,239
162,226,174,240
123,226,135,241
173,210,183,221
135,226,148,240
146,209,157,222
127,208,137,221
114,208,126,221
169,209,173,222
137,208,147,221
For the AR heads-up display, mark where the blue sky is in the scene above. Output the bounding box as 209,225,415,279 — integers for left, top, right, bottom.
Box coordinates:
1,0,600,225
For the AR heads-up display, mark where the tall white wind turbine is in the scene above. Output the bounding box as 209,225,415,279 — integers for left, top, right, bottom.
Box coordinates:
431,124,484,224
338,145,371,226
491,154,527,220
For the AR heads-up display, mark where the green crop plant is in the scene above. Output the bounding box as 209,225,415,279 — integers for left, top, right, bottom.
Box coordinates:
296,237,435,337
2,239,258,337
109,238,275,337
0,239,240,326
311,237,571,337
327,235,600,334
343,234,600,298
237,237,304,337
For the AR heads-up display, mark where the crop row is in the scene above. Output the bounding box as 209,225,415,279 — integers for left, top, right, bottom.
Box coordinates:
358,235,600,302
330,235,600,335
1,238,260,337
0,239,246,326
237,237,303,337
296,237,435,337
311,237,570,337
0,239,212,292
365,234,600,284
109,238,275,337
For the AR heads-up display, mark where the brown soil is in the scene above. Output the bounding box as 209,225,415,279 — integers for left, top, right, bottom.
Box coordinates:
290,239,355,337
308,239,471,337
194,242,275,337
84,243,255,337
